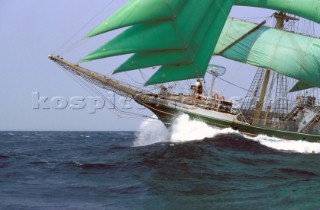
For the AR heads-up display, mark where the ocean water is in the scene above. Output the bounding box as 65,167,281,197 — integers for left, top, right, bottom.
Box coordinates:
1,115,320,210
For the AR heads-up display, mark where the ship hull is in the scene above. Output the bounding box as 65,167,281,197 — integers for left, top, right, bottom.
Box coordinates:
140,99,320,142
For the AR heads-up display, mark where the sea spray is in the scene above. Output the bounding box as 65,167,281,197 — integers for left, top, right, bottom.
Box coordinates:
170,114,237,142
133,117,169,147
134,114,237,146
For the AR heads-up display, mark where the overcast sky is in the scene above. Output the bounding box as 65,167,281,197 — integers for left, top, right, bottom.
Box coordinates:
0,0,274,131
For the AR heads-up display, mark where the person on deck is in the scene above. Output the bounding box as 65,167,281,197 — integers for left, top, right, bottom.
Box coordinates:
195,79,203,99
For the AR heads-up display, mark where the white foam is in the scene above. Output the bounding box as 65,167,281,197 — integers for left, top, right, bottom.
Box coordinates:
133,114,237,146
245,134,320,154
169,114,237,142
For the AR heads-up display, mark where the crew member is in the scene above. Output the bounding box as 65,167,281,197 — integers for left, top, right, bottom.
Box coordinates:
213,91,219,100
195,79,203,99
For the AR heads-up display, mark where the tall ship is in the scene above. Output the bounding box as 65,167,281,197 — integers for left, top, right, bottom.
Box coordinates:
50,0,320,142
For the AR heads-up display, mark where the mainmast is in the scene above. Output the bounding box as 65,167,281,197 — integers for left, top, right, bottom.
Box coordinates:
251,12,299,125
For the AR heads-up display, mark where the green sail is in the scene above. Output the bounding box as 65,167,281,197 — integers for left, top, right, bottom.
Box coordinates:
146,2,231,85
290,81,315,92
87,0,185,38
82,0,234,85
214,18,320,88
82,21,185,62
234,0,320,24
114,51,190,73
83,0,220,61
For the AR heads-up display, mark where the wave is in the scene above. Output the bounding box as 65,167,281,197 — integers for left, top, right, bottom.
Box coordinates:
134,114,320,154
246,134,320,154
134,114,237,146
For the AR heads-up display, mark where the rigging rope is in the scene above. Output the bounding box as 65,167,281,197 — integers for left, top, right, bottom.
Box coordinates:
58,65,97,96
53,0,115,55
217,77,249,92
59,64,158,120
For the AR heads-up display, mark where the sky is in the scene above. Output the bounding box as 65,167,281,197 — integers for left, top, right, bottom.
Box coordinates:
0,0,274,131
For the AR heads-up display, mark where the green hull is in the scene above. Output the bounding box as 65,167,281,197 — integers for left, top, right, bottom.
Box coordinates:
143,101,320,143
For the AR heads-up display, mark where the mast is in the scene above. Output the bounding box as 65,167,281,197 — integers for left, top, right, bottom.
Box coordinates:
252,12,299,125
253,69,270,124
208,73,217,98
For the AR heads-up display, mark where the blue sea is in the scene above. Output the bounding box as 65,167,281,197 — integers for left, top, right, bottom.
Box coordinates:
1,115,320,210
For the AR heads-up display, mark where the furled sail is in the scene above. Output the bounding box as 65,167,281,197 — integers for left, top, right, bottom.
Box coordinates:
82,0,234,85
214,18,320,88
234,0,320,24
